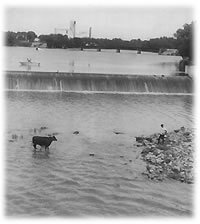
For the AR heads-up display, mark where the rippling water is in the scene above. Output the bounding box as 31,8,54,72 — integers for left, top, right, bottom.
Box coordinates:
5,92,193,217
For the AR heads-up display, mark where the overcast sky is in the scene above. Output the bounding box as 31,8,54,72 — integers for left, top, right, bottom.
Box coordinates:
5,7,193,40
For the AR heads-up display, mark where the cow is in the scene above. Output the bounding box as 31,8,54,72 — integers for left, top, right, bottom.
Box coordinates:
32,136,57,151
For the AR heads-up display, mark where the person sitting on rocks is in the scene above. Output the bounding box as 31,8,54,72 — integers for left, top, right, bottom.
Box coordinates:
158,124,167,144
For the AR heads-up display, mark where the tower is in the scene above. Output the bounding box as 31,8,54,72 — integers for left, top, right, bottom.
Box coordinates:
89,27,92,38
70,20,76,38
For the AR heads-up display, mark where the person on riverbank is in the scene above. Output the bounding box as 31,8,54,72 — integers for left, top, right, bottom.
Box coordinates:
158,124,167,144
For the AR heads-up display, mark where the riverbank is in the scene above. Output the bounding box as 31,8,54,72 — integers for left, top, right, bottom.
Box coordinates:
134,127,194,183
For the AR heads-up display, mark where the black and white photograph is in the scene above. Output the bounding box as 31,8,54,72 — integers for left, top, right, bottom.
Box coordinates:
1,0,198,221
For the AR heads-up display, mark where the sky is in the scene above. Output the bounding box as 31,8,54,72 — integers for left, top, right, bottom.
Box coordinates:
4,6,193,40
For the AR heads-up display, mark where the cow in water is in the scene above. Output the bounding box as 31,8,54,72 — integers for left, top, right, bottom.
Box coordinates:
32,136,57,151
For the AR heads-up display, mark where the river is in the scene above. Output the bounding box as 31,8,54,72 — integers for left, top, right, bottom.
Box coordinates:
5,46,182,75
5,47,193,217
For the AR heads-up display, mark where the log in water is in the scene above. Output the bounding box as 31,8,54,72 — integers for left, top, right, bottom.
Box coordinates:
5,71,193,93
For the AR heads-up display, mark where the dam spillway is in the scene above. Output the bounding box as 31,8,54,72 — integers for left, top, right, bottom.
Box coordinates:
5,71,193,94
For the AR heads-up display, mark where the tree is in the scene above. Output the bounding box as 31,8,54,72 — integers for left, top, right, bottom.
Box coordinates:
174,22,194,60
16,32,27,41
5,31,17,46
27,31,37,42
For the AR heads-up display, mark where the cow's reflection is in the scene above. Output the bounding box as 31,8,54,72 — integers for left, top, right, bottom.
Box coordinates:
32,150,50,159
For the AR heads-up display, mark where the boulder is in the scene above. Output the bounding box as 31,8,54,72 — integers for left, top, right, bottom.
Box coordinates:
140,127,193,183
135,137,144,143
145,137,153,142
73,131,79,135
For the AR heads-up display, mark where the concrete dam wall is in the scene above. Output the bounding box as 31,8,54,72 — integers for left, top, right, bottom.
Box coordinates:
5,71,193,94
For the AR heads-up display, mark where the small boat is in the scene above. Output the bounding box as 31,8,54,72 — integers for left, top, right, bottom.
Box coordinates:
19,60,40,67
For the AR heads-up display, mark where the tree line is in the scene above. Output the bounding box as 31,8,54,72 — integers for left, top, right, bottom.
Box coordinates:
5,22,193,60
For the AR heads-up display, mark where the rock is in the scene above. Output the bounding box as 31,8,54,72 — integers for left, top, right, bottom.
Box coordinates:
142,141,147,146
141,147,153,155
150,157,156,164
183,131,190,136
114,131,124,135
157,176,164,181
174,129,180,133
136,144,143,147
139,127,194,183
152,148,160,156
157,145,169,151
183,139,192,142
135,137,144,143
186,179,193,184
179,171,185,178
180,126,185,132
172,165,181,174
73,131,79,135
156,158,163,164
164,158,171,164
40,126,48,130
145,137,153,142
9,139,14,142
12,134,18,140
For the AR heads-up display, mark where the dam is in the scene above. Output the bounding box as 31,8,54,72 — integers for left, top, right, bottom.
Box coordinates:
5,72,193,216
5,70,193,94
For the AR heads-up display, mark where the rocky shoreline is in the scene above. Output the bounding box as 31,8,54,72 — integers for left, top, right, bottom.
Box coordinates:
134,127,194,183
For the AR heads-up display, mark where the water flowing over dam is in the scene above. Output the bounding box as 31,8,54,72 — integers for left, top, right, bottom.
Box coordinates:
5,71,193,94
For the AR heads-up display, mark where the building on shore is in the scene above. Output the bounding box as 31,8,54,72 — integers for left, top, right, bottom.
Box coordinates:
158,48,179,56
31,38,47,48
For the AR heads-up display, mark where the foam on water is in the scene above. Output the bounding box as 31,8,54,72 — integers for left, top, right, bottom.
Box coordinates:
5,71,193,94
5,89,193,96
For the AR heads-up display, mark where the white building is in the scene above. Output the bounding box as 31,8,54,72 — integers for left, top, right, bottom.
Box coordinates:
160,49,179,56
31,38,47,48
